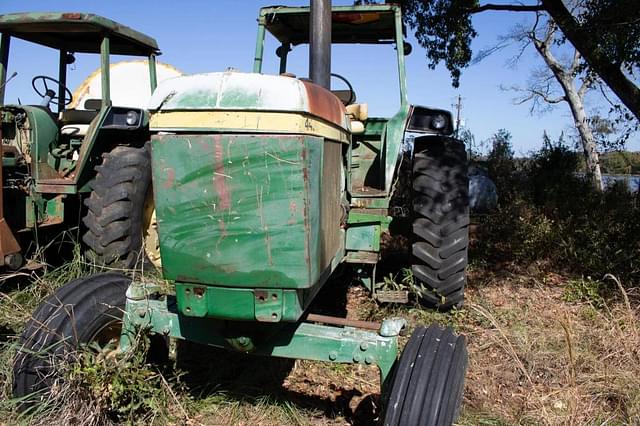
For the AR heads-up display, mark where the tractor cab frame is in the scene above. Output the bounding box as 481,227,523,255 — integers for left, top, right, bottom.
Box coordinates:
255,4,410,202
0,12,160,268
254,4,453,206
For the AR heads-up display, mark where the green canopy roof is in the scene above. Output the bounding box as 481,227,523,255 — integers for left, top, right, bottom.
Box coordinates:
0,12,159,56
261,4,401,46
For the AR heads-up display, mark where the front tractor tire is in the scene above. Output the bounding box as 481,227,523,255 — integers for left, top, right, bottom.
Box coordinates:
411,138,469,309
384,325,468,425
13,273,130,401
83,145,157,270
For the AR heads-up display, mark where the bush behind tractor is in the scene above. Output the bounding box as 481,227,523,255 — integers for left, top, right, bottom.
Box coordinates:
14,3,470,424
0,13,162,270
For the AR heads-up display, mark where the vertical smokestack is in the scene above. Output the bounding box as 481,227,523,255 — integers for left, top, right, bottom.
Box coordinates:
309,0,331,89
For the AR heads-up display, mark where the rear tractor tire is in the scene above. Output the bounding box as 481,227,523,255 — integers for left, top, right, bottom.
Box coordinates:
12,273,130,401
411,138,469,309
384,324,468,426
83,144,161,270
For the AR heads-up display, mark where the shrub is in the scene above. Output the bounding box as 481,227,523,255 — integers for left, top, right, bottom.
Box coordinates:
472,134,640,289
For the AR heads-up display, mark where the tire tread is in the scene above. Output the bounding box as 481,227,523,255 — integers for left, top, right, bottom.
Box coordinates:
411,139,469,309
82,145,151,269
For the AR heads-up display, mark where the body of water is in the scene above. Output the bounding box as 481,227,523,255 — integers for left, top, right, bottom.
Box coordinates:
602,174,640,192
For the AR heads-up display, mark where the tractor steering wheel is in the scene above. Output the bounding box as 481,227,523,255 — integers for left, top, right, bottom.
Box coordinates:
31,75,73,107
330,73,355,105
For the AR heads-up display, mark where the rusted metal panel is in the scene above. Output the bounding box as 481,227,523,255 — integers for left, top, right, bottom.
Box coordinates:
25,194,65,228
149,72,308,111
34,183,77,194
306,313,380,331
152,133,343,289
301,80,348,129
259,5,399,46
0,219,20,267
0,12,159,56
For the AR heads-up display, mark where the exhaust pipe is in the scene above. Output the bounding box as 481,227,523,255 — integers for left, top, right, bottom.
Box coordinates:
309,0,331,89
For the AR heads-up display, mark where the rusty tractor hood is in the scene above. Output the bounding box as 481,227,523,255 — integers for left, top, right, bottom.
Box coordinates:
148,71,349,131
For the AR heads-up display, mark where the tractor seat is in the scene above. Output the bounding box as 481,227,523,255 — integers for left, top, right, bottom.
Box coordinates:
346,103,368,135
59,99,101,137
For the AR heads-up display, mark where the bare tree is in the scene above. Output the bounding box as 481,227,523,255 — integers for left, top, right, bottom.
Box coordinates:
508,15,604,190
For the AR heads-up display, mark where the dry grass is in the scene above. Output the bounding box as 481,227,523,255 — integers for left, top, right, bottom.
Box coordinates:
457,267,640,425
2,260,639,425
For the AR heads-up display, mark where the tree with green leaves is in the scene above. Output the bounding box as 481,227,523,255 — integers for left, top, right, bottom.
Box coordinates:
486,129,516,196
396,0,640,121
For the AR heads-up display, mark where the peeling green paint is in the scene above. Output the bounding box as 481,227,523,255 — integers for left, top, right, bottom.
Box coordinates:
152,133,337,291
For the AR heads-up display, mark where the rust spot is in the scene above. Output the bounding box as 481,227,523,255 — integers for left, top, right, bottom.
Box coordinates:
255,290,268,303
300,146,311,266
34,183,71,193
0,218,21,263
302,180,311,267
288,200,298,225
163,168,175,189
214,135,231,210
301,148,309,184
216,218,228,253
301,81,347,129
62,13,82,19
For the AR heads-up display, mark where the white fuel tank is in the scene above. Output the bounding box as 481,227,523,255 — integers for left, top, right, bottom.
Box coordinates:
70,60,182,109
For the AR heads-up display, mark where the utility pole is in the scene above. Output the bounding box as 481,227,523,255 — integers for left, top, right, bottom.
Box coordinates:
453,95,462,138
452,95,473,160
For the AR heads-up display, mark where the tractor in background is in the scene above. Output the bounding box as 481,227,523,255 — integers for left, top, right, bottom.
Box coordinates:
0,12,162,270
14,3,469,425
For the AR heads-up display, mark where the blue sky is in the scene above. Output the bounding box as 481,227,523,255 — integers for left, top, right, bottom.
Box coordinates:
2,0,637,154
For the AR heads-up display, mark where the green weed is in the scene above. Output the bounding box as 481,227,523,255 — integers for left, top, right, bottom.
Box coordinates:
562,277,606,307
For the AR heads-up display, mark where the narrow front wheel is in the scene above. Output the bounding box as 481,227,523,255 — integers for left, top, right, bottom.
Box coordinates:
13,273,130,401
383,324,468,426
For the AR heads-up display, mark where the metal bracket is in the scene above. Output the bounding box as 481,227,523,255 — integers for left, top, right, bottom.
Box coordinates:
121,280,400,383
254,289,283,322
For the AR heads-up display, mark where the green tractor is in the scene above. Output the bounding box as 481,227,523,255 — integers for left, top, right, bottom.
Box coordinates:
0,13,161,270
14,3,470,424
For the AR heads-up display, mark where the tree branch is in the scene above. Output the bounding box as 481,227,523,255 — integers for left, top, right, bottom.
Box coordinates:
532,36,566,80
470,3,545,13
569,49,581,76
540,0,640,120
578,73,595,99
513,85,566,105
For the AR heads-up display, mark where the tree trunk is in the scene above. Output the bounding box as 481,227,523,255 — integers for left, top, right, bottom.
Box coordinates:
540,0,640,121
563,85,604,191
533,32,605,191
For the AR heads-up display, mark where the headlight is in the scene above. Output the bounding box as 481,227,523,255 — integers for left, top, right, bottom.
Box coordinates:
126,111,139,126
406,107,454,135
431,114,447,130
